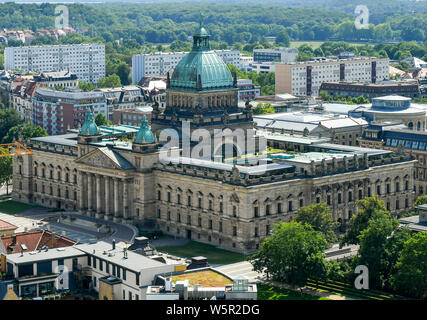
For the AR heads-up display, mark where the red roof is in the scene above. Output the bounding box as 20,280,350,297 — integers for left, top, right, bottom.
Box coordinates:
0,230,76,254
0,220,17,232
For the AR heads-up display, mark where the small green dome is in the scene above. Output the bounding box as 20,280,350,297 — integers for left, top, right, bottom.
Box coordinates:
80,109,100,136
135,115,155,144
169,14,233,91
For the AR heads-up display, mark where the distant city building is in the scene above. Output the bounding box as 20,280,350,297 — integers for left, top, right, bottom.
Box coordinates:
254,110,368,146
237,79,260,101
32,87,107,135
97,86,147,121
239,54,253,72
320,80,421,99
34,71,79,90
132,50,240,84
251,62,276,74
253,48,298,63
5,44,105,83
113,106,153,126
359,120,427,198
275,56,389,96
360,95,427,131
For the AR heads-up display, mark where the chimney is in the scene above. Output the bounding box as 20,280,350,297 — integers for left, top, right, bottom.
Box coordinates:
12,235,17,246
51,233,56,248
112,239,116,250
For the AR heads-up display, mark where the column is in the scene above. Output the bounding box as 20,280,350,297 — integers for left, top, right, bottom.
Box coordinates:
78,172,84,214
96,174,102,218
105,177,110,220
114,178,120,221
123,179,128,222
87,173,93,216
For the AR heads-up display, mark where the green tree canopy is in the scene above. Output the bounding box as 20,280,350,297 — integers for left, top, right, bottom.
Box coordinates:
341,196,391,246
250,221,328,287
0,109,22,139
276,30,290,47
0,148,12,194
391,232,427,299
357,215,400,289
295,202,339,243
95,113,107,126
98,74,121,88
2,123,47,143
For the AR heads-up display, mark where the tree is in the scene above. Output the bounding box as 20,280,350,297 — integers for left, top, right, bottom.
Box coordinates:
341,196,391,246
79,81,95,92
2,123,47,143
414,195,427,207
0,109,22,140
98,74,121,88
249,221,328,287
295,203,339,243
253,102,275,115
95,113,107,126
357,215,399,289
116,62,131,86
276,30,290,47
0,148,12,195
391,233,427,299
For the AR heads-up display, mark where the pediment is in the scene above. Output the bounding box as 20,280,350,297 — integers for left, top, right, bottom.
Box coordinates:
75,147,135,171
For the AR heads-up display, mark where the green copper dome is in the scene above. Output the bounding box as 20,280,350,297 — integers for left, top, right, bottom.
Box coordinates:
80,109,100,136
169,14,233,91
135,115,155,144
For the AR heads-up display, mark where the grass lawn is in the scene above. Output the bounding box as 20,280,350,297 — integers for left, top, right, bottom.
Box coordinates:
156,240,248,265
0,198,40,214
257,283,330,300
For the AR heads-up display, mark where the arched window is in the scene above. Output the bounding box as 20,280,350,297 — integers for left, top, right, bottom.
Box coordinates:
417,121,421,131
408,121,414,130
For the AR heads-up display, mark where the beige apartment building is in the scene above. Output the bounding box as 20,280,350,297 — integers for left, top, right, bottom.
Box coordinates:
275,57,389,96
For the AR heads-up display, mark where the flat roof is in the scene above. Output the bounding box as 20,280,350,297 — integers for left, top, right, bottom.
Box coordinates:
259,131,330,145
76,241,169,272
311,143,392,156
7,246,85,264
31,134,77,147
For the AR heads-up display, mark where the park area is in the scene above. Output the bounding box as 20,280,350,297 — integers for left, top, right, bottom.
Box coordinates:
156,240,248,265
0,197,40,214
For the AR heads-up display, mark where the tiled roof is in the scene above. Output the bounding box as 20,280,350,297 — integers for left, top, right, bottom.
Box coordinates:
0,230,76,255
0,219,17,231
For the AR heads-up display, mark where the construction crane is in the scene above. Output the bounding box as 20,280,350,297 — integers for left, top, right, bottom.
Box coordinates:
0,142,33,158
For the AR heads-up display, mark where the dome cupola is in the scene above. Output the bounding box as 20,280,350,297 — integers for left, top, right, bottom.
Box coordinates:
169,13,234,91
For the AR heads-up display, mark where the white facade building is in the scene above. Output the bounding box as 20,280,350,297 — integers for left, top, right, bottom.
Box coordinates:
253,47,298,63
276,57,389,97
132,50,240,84
5,44,105,83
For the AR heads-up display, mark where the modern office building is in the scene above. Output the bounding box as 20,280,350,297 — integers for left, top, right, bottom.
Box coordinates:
276,56,389,96
131,50,240,84
253,47,298,63
4,44,105,83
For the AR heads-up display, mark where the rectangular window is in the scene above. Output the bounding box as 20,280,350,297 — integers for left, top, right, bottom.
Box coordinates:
288,201,293,212
254,207,259,217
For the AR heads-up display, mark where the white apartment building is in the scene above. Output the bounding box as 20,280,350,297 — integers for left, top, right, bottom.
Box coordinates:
275,57,389,97
251,62,276,74
4,44,105,83
239,54,253,72
132,50,240,84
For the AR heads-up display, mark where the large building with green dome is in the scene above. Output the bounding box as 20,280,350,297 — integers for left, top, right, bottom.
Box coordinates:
11,18,416,254
151,17,255,158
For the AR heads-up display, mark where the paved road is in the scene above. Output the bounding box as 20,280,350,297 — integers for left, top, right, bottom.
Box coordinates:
215,261,264,283
12,210,137,244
